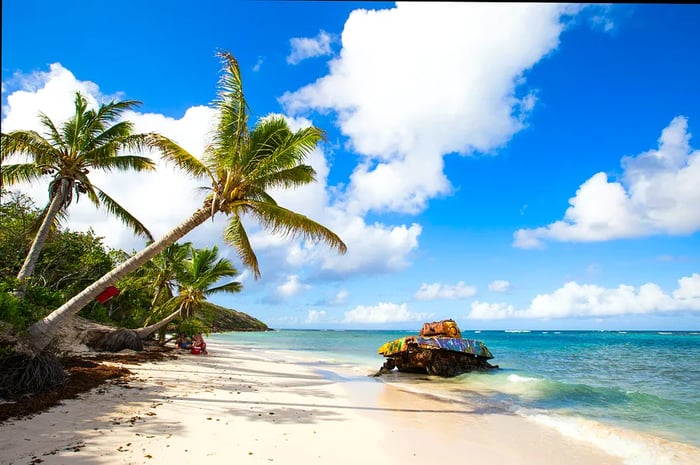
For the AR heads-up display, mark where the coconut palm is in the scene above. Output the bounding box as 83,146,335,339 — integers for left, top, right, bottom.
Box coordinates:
139,242,192,326
1,93,156,296
174,245,242,319
26,51,347,351
136,245,242,339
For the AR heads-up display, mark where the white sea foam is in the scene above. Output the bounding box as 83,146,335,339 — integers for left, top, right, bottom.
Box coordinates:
521,411,699,465
504,329,531,333
657,332,673,335
507,374,540,384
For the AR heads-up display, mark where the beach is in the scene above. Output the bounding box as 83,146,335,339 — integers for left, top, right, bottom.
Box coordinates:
2,338,698,465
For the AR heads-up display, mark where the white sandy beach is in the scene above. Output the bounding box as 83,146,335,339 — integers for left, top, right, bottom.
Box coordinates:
1,341,698,465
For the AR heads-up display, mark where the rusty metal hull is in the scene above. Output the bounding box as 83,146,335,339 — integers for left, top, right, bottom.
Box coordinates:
378,335,498,377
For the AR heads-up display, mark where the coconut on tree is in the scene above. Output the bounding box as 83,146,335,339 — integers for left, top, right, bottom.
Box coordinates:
26,50,347,352
1,93,157,297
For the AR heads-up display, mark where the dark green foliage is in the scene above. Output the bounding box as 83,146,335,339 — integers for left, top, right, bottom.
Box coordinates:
0,189,268,338
0,190,43,280
0,352,67,398
0,280,63,329
176,318,210,337
198,303,269,332
36,228,115,298
0,189,115,295
0,190,117,328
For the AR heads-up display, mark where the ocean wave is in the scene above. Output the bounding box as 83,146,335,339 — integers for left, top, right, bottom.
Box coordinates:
504,330,531,333
507,374,540,384
521,411,699,465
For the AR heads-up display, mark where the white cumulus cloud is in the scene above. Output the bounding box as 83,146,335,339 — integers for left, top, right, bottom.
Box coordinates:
276,275,311,299
343,302,430,324
1,63,424,279
414,281,477,300
514,117,700,248
488,280,511,292
466,274,700,320
1,63,221,253
306,310,327,323
281,3,580,216
330,289,349,305
287,30,334,65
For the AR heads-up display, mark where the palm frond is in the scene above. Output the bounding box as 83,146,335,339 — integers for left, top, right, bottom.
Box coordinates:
145,133,211,180
94,187,154,241
246,123,325,189
1,131,59,164
77,174,100,206
247,201,347,255
89,154,156,173
37,113,68,150
63,93,91,150
211,50,250,166
187,246,219,281
93,99,142,124
240,116,291,171
223,214,261,278
1,163,46,186
254,164,317,191
204,280,243,296
91,121,138,150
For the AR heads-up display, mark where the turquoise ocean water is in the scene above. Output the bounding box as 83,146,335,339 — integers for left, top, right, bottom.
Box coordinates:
209,329,700,453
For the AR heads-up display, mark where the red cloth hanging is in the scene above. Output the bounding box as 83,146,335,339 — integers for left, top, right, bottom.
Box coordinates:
95,286,120,304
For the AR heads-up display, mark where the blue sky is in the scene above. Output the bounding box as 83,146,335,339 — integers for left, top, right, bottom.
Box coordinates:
2,2,699,330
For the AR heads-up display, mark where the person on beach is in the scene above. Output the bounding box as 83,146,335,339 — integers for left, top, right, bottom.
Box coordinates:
192,332,208,355
176,333,192,350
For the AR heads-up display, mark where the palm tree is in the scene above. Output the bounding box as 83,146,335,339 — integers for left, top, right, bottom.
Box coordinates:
136,245,242,339
1,93,157,296
26,51,347,351
139,242,192,326
175,245,243,319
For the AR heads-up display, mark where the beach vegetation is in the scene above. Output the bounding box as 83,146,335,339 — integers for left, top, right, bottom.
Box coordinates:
0,190,266,397
0,190,113,328
26,50,346,352
135,244,242,342
0,94,159,297
176,318,211,338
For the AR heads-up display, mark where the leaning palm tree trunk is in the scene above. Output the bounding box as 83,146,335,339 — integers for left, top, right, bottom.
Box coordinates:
27,206,212,352
135,308,182,340
14,188,65,297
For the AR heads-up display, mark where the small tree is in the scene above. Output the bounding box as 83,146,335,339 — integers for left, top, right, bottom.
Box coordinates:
136,245,242,339
1,93,158,296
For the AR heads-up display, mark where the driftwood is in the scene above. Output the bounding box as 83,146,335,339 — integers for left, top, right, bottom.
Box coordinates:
45,317,147,354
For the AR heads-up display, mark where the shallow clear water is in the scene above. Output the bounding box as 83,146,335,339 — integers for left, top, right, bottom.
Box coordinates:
210,329,700,449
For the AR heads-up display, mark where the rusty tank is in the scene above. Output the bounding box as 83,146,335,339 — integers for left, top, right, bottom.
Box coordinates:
377,320,498,377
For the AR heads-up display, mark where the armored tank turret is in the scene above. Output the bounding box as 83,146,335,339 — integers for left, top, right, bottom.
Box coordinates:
377,320,498,377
